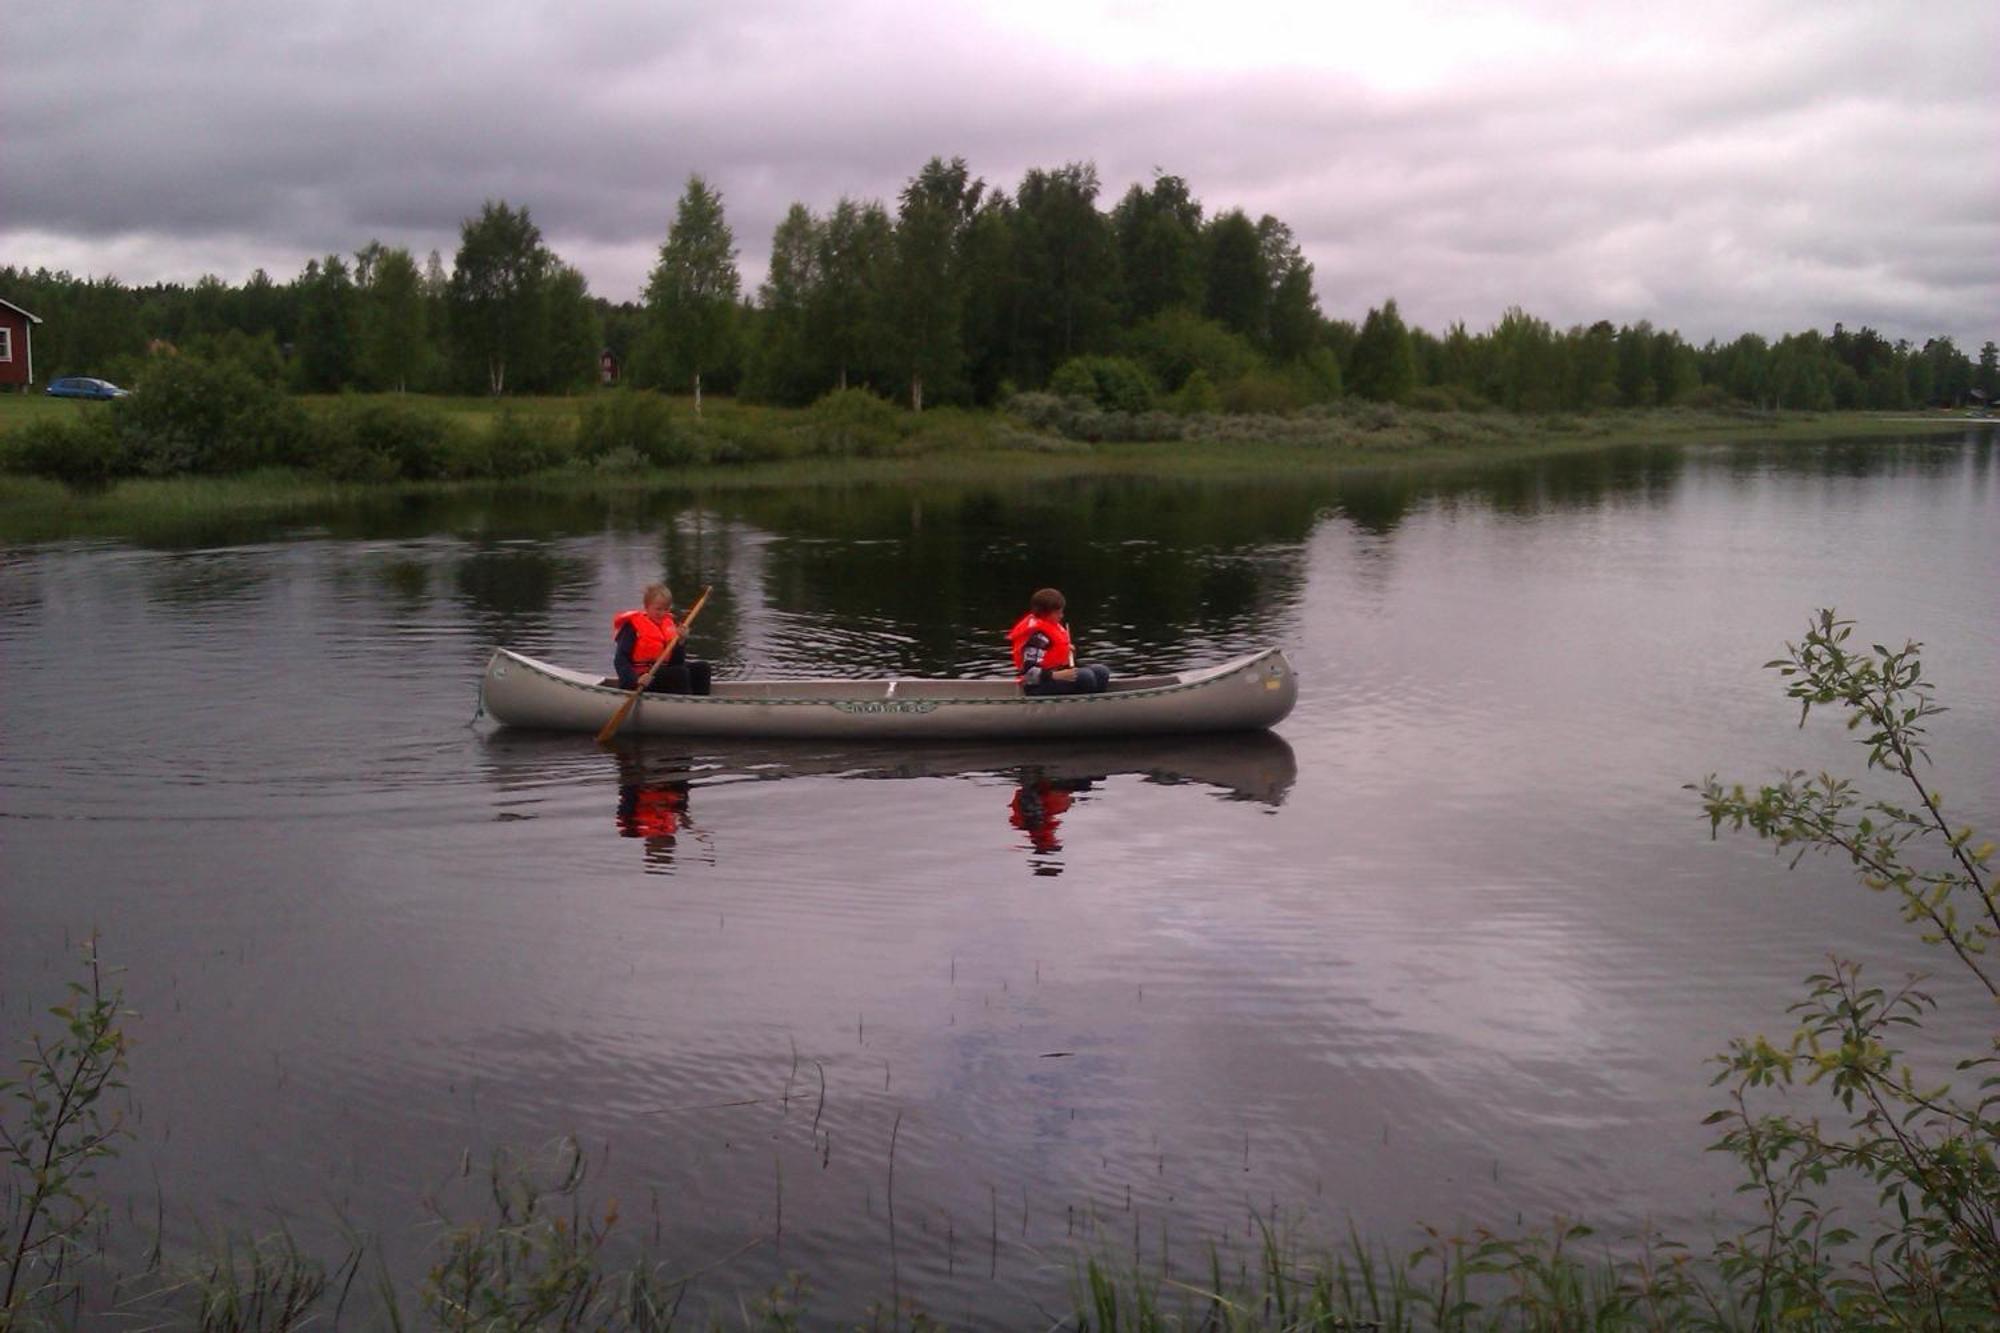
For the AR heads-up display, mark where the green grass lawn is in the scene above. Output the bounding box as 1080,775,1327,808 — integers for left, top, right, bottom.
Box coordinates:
288,391,802,436
0,392,118,433
0,390,601,436
294,392,595,430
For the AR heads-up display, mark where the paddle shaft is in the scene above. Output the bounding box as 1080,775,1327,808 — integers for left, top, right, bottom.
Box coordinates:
596,585,712,744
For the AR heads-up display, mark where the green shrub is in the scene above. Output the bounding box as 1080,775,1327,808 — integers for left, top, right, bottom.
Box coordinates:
1350,400,1401,431
1048,356,1157,414
308,399,460,481
1002,390,1069,432
1045,360,1094,400
5,415,131,488
1221,369,1306,415
486,410,573,478
1405,386,1457,413
694,423,789,465
116,356,310,474
1120,309,1259,391
677,406,796,465
1290,345,1345,404
1001,391,1185,443
902,406,993,456
1695,611,2000,1326
430,429,496,480
801,387,903,457
576,390,691,466
1118,410,1185,442
1448,383,1499,412
1169,368,1220,415
590,446,646,474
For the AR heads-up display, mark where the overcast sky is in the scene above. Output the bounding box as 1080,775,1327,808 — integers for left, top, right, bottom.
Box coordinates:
6,0,1997,347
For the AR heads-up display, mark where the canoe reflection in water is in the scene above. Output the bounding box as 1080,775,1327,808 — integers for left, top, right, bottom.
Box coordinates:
477,731,1297,875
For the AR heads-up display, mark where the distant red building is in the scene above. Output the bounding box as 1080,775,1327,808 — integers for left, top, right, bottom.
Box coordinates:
600,348,620,386
0,297,42,391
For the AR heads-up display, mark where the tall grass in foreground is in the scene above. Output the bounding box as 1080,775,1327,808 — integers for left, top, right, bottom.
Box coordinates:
1068,1220,1723,1331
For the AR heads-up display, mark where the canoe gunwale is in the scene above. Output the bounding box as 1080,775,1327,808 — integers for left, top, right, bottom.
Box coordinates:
489,647,1277,705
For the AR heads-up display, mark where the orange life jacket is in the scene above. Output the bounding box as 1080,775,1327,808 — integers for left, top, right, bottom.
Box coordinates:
613,609,680,671
1008,613,1073,681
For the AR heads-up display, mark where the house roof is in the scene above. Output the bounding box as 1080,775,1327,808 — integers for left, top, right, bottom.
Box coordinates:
0,297,43,324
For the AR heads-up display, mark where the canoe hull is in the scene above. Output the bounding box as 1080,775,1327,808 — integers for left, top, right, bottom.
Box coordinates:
480,647,1297,740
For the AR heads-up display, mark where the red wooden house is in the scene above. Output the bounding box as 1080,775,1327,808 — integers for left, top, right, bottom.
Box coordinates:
0,298,43,391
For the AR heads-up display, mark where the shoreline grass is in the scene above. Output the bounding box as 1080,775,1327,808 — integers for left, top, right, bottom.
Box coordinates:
0,398,1983,545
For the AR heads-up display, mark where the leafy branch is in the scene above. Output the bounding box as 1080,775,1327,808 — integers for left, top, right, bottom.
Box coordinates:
1692,610,2000,1326
0,935,132,1324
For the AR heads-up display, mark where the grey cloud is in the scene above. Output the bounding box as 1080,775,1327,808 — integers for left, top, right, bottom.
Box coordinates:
3,0,1995,346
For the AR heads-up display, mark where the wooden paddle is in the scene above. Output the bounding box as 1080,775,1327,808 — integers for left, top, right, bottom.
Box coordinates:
596,585,712,745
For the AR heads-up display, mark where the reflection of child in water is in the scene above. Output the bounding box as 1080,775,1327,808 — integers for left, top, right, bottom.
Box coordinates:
1008,775,1097,875
617,779,691,872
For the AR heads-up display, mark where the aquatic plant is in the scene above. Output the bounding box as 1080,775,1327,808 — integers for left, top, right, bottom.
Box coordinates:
1062,1215,1717,1331
171,1229,352,1333
0,936,131,1325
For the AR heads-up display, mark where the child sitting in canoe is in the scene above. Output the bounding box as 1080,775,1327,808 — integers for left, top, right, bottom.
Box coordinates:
1008,588,1112,696
613,583,712,695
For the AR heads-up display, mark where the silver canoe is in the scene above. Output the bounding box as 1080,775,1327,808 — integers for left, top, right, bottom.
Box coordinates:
479,646,1297,740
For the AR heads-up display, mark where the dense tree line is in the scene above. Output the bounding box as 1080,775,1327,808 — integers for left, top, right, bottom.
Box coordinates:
2,202,604,398
5,159,1996,414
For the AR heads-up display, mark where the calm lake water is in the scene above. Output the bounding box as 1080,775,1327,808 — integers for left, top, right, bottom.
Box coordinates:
3,433,1997,1324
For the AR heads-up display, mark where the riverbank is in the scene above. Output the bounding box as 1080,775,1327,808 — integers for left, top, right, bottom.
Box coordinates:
0,394,1984,545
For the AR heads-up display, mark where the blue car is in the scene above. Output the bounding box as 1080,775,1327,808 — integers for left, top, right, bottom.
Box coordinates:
45,376,129,400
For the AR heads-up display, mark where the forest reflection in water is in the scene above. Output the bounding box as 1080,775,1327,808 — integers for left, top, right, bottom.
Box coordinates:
317,433,1991,682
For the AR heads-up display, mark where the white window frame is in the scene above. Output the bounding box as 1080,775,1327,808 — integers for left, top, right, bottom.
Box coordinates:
0,326,12,362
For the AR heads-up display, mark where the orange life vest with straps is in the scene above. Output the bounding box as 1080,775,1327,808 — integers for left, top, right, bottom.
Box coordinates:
1008,613,1073,681
613,609,680,672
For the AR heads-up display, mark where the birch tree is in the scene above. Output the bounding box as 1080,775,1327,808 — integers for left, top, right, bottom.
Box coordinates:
645,175,739,414
449,201,550,396
360,245,427,392
890,157,983,412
